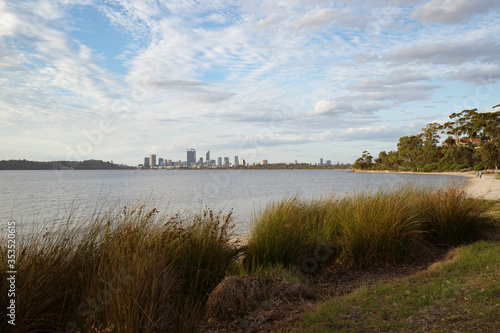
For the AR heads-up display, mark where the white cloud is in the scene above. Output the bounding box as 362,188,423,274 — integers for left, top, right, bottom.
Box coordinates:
411,0,500,24
354,52,378,64
293,8,342,30
386,40,500,65
309,100,383,116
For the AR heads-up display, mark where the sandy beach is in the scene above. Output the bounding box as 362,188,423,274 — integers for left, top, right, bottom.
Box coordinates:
463,172,500,200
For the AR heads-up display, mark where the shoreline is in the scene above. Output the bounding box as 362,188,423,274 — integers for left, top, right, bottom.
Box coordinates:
354,170,499,200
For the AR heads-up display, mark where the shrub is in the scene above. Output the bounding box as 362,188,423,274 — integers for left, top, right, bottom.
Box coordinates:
418,187,494,246
422,163,438,172
473,164,485,171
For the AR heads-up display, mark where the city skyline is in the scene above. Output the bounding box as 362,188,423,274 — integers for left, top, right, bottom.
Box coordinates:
1,2,500,165
139,148,336,168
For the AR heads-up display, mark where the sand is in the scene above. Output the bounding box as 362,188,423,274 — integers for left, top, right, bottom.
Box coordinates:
463,172,500,200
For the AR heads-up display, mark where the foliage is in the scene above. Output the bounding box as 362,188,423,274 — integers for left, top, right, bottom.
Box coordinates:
354,106,500,171
353,151,374,170
0,159,131,170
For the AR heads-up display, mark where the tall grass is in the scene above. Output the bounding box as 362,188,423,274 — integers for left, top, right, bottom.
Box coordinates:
0,203,238,332
418,187,493,245
245,186,496,269
244,196,343,269
336,188,425,265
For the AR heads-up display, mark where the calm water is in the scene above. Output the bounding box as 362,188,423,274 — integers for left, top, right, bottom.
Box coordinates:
0,170,467,234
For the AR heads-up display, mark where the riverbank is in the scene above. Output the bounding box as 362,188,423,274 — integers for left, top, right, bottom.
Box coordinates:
2,185,498,332
353,170,500,200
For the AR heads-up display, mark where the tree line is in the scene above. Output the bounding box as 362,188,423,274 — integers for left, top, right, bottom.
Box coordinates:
354,106,500,172
0,159,131,170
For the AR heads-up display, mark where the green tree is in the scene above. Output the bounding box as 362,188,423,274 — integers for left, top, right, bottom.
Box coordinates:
354,151,373,170
397,135,423,168
420,122,442,165
480,141,500,169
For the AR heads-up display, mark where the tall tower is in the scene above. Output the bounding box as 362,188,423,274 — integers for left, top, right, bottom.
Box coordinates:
217,157,222,167
234,156,239,167
206,151,210,167
144,157,150,168
149,154,157,167
187,149,196,166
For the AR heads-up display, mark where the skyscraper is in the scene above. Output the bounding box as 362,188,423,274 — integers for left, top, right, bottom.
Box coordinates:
224,157,229,167
206,151,210,167
217,157,222,167
234,156,239,167
150,154,157,167
144,157,150,168
187,149,196,166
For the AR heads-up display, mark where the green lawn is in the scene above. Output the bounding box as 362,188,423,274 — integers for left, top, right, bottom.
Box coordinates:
299,240,500,332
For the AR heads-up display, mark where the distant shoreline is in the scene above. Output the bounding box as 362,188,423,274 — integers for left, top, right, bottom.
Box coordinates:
0,159,132,170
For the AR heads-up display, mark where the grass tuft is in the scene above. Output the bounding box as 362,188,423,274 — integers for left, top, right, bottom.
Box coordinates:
0,203,237,332
419,187,494,246
245,186,496,270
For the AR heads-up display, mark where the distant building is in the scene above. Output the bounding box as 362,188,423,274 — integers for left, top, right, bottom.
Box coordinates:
206,151,210,167
144,157,150,168
261,159,268,165
150,154,157,167
455,138,481,146
234,156,239,167
187,149,196,166
224,157,230,167
198,157,204,165
326,160,332,166
158,158,164,167
319,158,324,165
217,157,222,167
240,159,246,167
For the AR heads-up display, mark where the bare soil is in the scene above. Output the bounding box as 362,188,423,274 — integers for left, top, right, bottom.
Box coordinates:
200,247,453,333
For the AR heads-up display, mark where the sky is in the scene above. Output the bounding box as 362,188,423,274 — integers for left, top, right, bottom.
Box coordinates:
1,0,500,166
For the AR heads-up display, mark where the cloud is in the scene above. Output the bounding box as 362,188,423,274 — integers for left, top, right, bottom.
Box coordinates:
447,68,500,84
385,40,500,65
309,99,383,116
145,79,235,103
293,8,342,30
354,52,379,64
411,0,500,24
342,125,406,141
348,70,430,91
